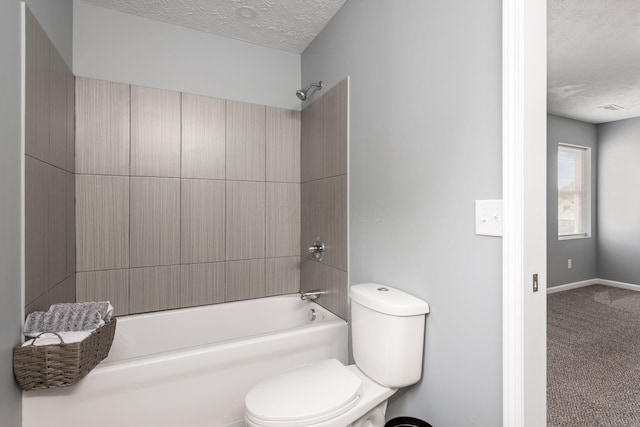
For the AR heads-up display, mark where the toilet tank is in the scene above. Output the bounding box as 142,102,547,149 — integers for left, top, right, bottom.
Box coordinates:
350,283,430,389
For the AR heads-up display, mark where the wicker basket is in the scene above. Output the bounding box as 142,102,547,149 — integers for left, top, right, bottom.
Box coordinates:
13,318,117,391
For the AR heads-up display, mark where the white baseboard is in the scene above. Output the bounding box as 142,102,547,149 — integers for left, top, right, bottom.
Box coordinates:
597,278,640,292
547,279,598,294
547,278,640,294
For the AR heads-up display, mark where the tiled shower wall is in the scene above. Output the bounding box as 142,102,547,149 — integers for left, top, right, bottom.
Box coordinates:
75,77,301,316
25,8,76,315
301,78,349,320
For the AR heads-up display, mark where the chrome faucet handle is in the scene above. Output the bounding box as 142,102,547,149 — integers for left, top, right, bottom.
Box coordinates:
307,238,325,261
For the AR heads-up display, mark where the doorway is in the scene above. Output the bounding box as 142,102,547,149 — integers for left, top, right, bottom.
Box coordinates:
547,1,640,424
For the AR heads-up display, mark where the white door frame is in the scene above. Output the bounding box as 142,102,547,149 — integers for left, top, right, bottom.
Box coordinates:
502,0,547,426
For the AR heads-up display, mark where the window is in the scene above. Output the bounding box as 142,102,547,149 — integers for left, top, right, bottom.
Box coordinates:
558,144,591,239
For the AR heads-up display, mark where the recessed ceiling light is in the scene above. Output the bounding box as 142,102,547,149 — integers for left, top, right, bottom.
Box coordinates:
236,6,257,19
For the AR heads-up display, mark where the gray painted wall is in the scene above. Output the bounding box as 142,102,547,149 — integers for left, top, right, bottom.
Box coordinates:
73,0,301,110
302,1,502,425
597,117,640,285
0,1,24,425
547,114,598,287
25,0,73,68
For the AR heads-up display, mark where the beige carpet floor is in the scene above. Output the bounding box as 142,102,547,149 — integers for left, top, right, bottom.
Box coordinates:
548,284,640,426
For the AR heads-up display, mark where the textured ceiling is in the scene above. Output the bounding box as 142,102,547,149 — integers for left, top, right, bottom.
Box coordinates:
548,0,640,123
82,0,347,53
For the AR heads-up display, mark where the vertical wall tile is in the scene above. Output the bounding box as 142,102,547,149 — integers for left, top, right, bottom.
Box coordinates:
299,80,349,319
25,157,50,304
301,78,349,182
226,259,265,302
300,98,324,182
301,258,347,320
76,175,129,271
25,292,50,316
182,94,225,179
226,101,265,181
266,107,300,183
181,179,225,264
301,177,326,268
300,257,320,294
49,46,67,170
66,172,76,278
301,175,347,271
181,262,225,308
323,78,349,177
24,12,78,313
129,266,180,314
131,86,181,177
66,68,75,173
226,181,266,260
130,177,180,267
49,168,68,287
319,263,348,320
300,179,313,262
77,269,129,316
25,8,50,162
76,78,130,175
266,183,300,257
49,274,76,305
322,175,348,271
69,74,315,313
266,257,300,296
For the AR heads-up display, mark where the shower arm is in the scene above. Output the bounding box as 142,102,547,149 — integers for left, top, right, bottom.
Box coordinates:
296,81,323,100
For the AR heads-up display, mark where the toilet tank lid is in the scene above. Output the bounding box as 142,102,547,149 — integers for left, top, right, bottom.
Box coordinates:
350,283,430,316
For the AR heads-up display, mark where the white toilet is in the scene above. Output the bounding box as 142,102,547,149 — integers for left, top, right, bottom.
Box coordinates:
244,283,430,427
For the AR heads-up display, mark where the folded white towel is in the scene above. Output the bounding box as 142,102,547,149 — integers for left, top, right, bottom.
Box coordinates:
24,301,114,337
21,331,92,347
24,310,103,337
49,301,114,322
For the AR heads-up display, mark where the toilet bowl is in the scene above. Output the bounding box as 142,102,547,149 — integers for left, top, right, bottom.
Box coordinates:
244,283,430,427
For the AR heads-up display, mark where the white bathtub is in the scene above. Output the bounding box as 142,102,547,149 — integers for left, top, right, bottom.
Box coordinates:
22,295,348,427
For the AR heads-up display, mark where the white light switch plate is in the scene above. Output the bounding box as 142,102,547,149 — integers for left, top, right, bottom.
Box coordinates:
475,200,503,237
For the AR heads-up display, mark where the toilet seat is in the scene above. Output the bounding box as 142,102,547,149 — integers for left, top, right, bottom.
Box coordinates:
245,361,398,427
245,359,362,426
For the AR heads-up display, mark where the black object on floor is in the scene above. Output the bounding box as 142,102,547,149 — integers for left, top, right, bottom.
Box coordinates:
385,417,432,427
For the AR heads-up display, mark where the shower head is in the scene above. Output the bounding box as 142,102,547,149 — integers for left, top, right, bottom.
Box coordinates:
296,81,323,101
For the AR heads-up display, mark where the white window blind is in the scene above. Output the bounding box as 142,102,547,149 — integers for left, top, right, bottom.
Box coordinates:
558,144,591,238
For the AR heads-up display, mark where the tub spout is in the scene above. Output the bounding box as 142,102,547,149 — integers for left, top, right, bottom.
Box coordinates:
300,289,326,301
